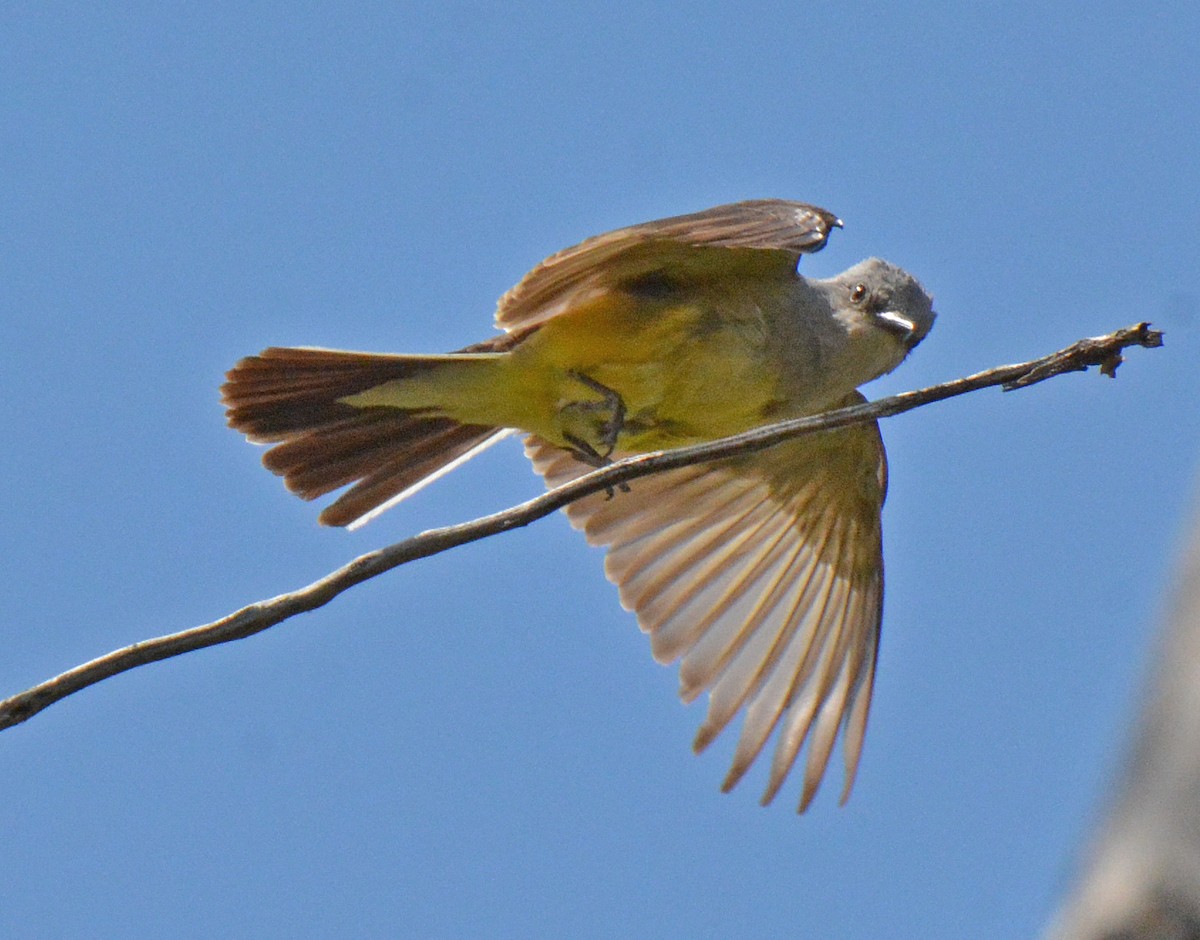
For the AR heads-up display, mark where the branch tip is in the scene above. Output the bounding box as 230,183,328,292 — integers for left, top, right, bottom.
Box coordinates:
1001,321,1162,391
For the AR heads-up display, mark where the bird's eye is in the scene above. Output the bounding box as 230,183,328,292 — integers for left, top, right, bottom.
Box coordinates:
850,283,868,304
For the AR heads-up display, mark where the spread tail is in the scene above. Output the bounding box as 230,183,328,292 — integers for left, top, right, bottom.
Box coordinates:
222,346,508,527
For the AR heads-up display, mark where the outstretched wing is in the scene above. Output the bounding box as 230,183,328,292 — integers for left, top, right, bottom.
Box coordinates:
525,397,886,811
496,200,842,332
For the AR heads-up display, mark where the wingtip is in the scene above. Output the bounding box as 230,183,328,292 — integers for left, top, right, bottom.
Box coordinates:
692,723,717,755
720,765,746,794
797,779,821,814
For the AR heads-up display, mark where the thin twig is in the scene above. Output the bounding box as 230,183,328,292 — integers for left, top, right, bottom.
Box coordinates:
0,322,1163,731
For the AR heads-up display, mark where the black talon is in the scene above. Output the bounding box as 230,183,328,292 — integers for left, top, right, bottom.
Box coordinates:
563,433,606,467
562,433,631,499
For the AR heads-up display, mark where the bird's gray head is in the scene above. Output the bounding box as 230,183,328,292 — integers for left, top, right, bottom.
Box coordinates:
809,257,936,389
827,257,936,353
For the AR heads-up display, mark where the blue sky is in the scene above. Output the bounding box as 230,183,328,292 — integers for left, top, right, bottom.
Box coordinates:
2,3,1197,937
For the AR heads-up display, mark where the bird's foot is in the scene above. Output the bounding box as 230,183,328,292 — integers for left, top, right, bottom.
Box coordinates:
565,370,627,458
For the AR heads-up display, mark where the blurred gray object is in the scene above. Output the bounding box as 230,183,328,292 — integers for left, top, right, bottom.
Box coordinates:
1049,497,1200,939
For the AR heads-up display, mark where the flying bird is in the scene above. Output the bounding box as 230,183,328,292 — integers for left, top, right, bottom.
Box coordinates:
222,200,936,811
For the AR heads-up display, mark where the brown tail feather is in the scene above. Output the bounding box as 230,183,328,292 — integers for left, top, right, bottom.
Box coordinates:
222,347,449,442
315,421,502,527
222,346,504,527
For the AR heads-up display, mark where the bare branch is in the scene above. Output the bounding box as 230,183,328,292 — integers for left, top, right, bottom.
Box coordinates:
0,322,1162,731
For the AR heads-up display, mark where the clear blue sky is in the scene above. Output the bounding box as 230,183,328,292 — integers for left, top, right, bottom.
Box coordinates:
3,3,1197,937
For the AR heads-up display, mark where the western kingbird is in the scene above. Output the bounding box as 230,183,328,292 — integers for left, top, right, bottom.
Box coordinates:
222,199,936,810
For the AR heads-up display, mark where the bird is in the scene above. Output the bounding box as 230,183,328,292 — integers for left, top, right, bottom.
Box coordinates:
221,199,936,811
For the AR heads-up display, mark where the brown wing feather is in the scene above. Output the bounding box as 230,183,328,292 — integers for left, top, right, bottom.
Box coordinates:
524,395,886,811
496,200,842,332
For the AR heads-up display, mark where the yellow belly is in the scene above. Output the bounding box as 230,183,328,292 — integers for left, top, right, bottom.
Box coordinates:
485,292,786,452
